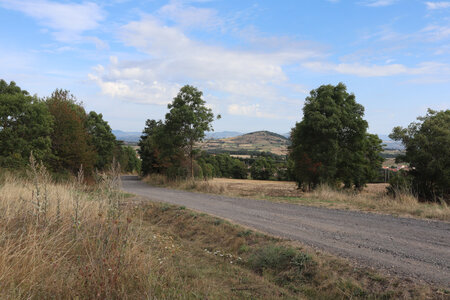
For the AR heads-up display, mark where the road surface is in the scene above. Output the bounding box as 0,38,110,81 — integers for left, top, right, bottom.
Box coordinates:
121,176,450,287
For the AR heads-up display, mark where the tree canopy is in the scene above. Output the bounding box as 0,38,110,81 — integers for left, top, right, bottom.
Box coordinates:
0,80,53,168
86,111,116,170
46,89,96,174
165,85,215,178
290,83,383,190
390,109,450,202
139,85,217,179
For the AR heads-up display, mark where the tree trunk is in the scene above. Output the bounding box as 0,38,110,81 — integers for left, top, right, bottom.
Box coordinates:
190,141,194,180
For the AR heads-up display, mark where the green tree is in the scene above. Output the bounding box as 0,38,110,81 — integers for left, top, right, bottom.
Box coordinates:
250,157,274,180
117,145,141,173
231,159,248,179
86,111,116,170
46,89,95,175
390,109,450,202
165,85,216,179
0,80,53,168
290,83,383,190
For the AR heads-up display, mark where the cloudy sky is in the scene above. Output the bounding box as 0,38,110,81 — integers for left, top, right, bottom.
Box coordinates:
1,0,449,135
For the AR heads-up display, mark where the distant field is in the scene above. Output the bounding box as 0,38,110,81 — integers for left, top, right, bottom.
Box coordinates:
199,131,289,155
146,176,449,221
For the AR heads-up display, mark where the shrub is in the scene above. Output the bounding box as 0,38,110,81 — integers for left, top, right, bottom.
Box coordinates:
386,171,413,198
247,244,315,285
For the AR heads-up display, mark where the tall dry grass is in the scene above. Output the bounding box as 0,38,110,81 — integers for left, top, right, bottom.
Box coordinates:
144,175,450,221
307,184,449,220
0,160,153,299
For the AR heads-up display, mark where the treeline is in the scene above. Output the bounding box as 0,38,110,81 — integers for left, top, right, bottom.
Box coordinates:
0,80,140,176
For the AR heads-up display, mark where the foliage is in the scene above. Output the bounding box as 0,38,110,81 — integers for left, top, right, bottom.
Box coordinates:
139,86,217,179
139,119,185,177
198,152,249,179
390,109,450,202
250,157,275,180
46,89,96,175
165,85,216,178
290,83,383,190
86,111,116,170
231,159,248,179
115,142,141,173
0,80,53,168
386,170,413,198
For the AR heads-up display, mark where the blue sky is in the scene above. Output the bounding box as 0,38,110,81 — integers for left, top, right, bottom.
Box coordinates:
1,0,449,135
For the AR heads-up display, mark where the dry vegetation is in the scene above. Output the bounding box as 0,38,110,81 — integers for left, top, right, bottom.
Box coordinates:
0,163,447,299
144,176,450,221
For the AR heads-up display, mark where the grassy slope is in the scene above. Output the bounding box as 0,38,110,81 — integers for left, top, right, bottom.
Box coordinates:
0,170,446,299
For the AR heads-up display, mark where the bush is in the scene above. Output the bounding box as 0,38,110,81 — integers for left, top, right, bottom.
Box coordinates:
386,171,413,198
247,244,315,285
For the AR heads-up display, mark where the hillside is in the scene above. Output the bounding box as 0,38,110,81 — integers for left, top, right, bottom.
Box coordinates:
112,130,141,143
199,131,289,155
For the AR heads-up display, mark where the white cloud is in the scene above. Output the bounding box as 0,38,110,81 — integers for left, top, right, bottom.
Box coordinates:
302,61,450,77
425,1,450,10
90,16,321,105
361,0,397,7
303,62,407,76
227,104,279,119
0,0,105,42
158,0,222,30
88,57,180,105
421,24,450,41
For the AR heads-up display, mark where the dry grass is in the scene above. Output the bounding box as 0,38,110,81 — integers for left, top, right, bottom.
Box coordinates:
1,168,446,299
144,175,450,221
0,166,297,299
0,164,153,298
139,200,444,299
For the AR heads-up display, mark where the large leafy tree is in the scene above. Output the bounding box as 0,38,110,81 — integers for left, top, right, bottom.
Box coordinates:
46,89,96,174
390,109,450,202
0,80,53,168
290,83,383,190
86,111,116,170
165,85,216,179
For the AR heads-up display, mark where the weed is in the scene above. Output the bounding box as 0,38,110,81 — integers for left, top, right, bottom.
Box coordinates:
161,204,170,212
213,218,224,226
237,229,252,237
239,244,250,254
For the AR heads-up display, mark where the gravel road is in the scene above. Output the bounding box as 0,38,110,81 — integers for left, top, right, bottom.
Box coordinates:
121,176,450,287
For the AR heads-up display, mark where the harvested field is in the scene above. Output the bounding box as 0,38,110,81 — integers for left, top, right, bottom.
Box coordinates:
144,176,450,221
208,178,301,197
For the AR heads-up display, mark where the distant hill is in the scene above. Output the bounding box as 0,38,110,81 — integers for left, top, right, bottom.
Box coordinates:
199,131,289,155
112,130,141,143
205,131,242,139
378,134,404,150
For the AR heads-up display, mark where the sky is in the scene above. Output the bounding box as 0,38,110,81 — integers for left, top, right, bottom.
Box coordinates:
1,0,449,135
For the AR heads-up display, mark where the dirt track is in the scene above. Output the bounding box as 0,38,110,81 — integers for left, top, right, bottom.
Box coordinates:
121,176,450,287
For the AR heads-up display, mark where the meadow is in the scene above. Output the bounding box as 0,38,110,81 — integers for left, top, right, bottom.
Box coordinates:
144,176,450,221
